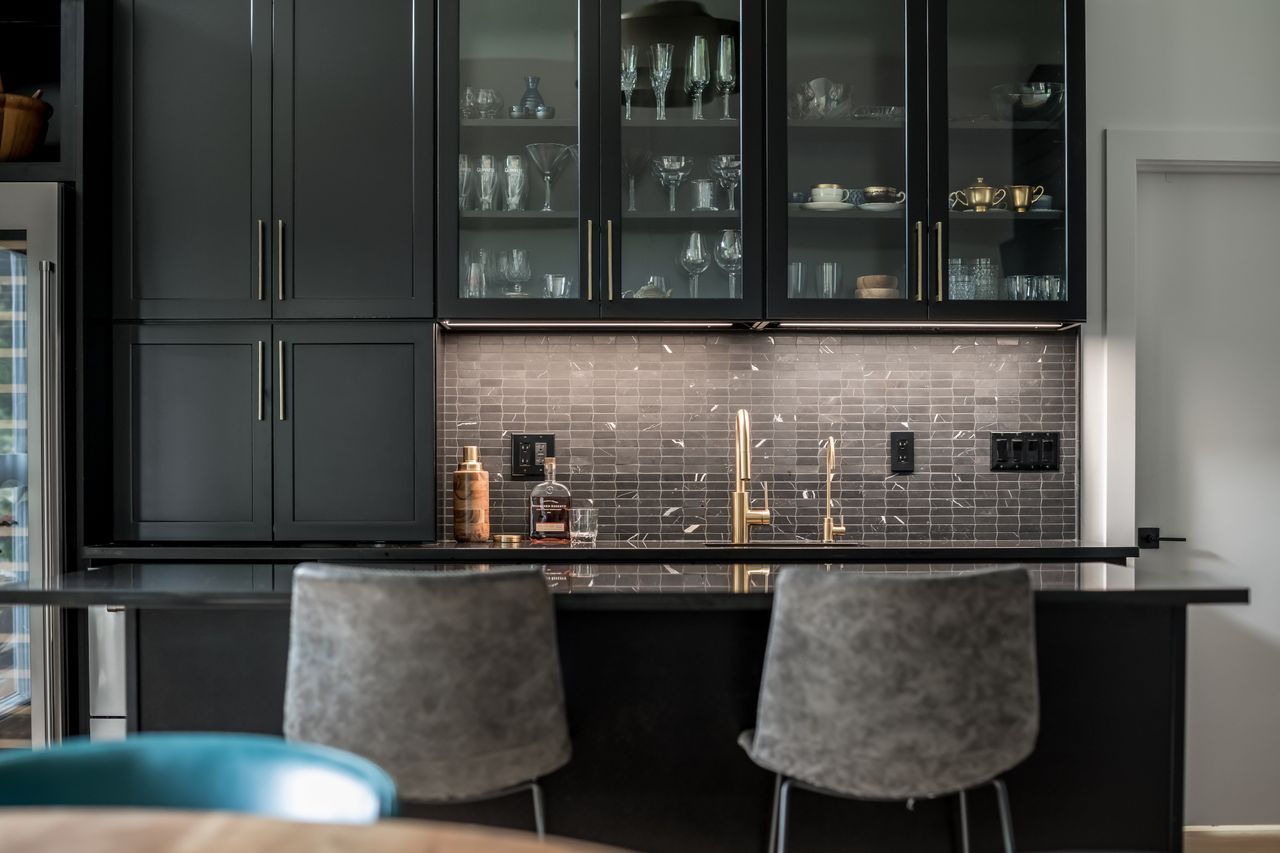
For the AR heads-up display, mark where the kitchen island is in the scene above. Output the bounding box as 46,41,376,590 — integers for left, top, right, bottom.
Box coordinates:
6,560,1242,853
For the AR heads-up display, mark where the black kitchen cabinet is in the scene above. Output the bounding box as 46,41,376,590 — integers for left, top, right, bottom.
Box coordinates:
437,0,764,321
272,324,436,541
112,325,273,540
114,323,436,542
766,0,1084,323
113,0,432,320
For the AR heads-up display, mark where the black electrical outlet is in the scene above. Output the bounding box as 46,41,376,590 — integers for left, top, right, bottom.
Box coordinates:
990,431,1060,471
511,433,555,479
890,431,915,473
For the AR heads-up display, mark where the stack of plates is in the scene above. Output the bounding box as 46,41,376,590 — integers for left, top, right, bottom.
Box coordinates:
855,274,900,299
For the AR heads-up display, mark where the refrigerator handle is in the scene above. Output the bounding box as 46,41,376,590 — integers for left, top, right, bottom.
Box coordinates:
37,259,64,745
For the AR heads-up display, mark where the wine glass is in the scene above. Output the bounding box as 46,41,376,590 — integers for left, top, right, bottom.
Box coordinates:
648,43,674,121
525,143,574,212
623,148,651,213
621,45,639,121
458,154,473,211
685,36,710,121
710,154,742,212
715,36,736,120
714,229,744,298
652,155,693,213
679,232,710,298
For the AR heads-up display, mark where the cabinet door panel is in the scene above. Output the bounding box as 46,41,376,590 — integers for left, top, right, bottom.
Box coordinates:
113,326,272,540
272,0,431,317
113,0,271,319
273,324,435,541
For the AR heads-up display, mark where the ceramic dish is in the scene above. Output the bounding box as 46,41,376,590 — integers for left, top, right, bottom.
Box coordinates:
855,288,901,299
801,201,856,212
858,201,904,212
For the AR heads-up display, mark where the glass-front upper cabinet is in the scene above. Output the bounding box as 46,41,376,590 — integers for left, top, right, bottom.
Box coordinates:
600,0,761,318
766,0,928,320
437,0,600,319
929,0,1082,321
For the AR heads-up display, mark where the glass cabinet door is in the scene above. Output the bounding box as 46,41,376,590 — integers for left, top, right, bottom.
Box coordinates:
437,0,599,319
933,0,1075,318
767,0,926,320
602,0,759,317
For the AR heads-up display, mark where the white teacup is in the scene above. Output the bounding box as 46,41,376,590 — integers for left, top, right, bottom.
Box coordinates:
810,184,853,203
1031,194,1055,210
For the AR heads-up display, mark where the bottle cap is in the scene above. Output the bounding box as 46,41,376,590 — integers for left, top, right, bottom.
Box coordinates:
459,446,483,471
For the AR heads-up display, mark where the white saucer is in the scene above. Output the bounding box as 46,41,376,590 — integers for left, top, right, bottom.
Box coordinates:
858,202,904,212
801,201,856,211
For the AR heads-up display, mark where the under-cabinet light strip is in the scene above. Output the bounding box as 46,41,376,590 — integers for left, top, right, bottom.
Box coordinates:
775,321,1070,331
441,320,738,329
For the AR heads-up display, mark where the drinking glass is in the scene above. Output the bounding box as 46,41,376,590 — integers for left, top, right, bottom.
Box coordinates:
463,260,486,299
679,232,710,298
715,36,736,120
621,45,639,121
571,507,599,543
543,273,570,298
690,178,717,211
525,143,574,212
458,154,474,211
652,155,693,212
818,261,840,299
710,154,741,211
476,159,499,211
714,229,744,298
949,258,975,300
476,88,502,119
973,257,997,300
623,148,651,213
648,43,674,121
503,154,526,211
500,248,531,297
685,36,710,121
460,87,478,119
787,261,806,298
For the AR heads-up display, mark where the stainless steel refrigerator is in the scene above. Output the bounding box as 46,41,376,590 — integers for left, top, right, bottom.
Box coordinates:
0,183,65,750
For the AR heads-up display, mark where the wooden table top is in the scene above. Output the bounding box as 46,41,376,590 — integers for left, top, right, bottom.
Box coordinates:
0,808,630,853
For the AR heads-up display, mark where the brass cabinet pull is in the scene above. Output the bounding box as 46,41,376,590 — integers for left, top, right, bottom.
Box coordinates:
933,221,944,301
606,219,615,300
277,340,285,421
256,341,265,421
256,219,266,300
586,219,593,300
276,219,285,300
914,221,925,302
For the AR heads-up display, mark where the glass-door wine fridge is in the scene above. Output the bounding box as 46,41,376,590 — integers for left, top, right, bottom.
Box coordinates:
0,183,64,750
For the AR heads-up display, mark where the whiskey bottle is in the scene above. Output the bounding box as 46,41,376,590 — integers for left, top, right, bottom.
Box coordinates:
529,457,571,543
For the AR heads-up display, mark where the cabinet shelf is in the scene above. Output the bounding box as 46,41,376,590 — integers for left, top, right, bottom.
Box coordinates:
461,210,578,222
461,118,576,128
787,119,905,131
949,209,1063,221
622,118,740,129
949,119,1063,131
625,211,739,223
787,205,902,220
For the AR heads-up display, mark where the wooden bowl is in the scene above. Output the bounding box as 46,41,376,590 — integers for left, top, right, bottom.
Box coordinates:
856,274,898,290
855,287,901,299
0,82,53,162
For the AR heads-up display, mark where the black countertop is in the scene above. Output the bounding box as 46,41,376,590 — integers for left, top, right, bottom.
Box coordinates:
1,562,1248,610
82,539,1138,565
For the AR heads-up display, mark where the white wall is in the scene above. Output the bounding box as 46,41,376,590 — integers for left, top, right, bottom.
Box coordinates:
1084,0,1280,824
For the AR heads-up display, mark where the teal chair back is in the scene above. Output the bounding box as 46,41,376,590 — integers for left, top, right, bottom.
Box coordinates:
0,733,398,823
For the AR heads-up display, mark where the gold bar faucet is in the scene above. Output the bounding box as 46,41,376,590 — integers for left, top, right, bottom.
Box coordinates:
822,436,847,543
731,409,771,544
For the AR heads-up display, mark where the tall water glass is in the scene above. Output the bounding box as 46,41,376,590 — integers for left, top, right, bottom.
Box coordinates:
787,261,806,298
818,261,841,299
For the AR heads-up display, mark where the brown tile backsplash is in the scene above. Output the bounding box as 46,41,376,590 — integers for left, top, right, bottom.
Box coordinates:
437,332,1078,543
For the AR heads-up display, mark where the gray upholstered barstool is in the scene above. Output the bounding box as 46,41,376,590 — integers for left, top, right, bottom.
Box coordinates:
740,567,1038,853
284,564,571,837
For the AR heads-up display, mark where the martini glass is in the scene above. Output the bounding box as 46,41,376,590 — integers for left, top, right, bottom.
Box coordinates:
525,143,574,213
710,154,742,211
652,155,693,213
623,148,652,213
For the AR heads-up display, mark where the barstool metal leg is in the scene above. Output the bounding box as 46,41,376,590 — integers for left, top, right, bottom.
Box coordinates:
776,778,794,853
530,781,546,840
992,779,1015,853
956,789,971,853
767,774,782,853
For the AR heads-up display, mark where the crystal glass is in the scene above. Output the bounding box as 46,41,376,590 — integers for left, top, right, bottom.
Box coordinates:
499,248,531,297
685,36,710,121
623,148,651,213
710,154,741,212
648,43,674,121
460,86,478,119
458,154,473,211
476,159,499,211
690,178,717,212
679,232,710,298
570,507,599,544
817,261,840,298
715,35,736,120
543,273,571,298
621,45,639,121
973,257,998,299
787,261,806,298
652,155,692,213
463,260,486,299
475,87,502,119
714,229,744,298
525,143,574,212
503,154,526,211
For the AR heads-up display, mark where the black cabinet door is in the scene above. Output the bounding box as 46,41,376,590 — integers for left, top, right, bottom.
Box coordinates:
271,0,433,318
113,325,273,540
272,323,435,541
112,0,271,319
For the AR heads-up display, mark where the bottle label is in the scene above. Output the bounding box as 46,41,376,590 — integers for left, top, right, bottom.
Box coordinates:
535,522,566,533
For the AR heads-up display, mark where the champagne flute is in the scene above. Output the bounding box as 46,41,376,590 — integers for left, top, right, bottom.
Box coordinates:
715,36,736,120
714,229,744,298
648,43,674,121
685,36,710,121
621,45,639,121
623,148,651,213
679,232,710,298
